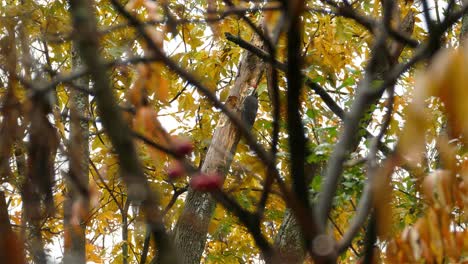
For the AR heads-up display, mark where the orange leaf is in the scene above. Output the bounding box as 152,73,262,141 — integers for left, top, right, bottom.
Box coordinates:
134,106,170,163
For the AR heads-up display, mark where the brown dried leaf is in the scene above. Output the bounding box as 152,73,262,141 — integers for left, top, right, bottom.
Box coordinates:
426,49,468,143
397,85,428,165
127,77,146,108
422,170,455,210
133,106,170,163
146,63,169,103
427,208,443,263
144,27,164,54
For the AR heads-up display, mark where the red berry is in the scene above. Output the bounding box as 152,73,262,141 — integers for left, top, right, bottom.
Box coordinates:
190,172,223,192
167,161,185,179
173,137,194,156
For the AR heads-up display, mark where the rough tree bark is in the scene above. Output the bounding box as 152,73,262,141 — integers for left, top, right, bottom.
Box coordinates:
274,209,305,263
171,28,266,264
2,20,48,264
63,45,89,264
15,145,48,264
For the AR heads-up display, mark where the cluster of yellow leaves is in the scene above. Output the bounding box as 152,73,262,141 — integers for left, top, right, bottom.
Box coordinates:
389,43,468,263
302,12,370,89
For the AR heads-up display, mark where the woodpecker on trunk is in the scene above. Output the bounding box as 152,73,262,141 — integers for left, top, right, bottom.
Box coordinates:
241,89,258,131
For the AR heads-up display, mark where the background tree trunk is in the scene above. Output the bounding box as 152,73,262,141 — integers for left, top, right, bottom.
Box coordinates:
0,191,25,264
63,46,89,264
274,210,305,263
461,11,468,39
274,9,415,262
171,31,265,264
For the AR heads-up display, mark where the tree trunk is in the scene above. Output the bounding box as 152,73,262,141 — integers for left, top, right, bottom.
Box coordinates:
15,144,47,264
3,20,47,264
0,191,26,264
69,1,177,262
274,9,415,262
63,45,89,264
274,210,305,263
171,30,265,264
122,200,130,264
461,11,468,40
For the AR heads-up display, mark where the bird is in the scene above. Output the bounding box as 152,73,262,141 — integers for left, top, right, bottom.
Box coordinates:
241,89,258,131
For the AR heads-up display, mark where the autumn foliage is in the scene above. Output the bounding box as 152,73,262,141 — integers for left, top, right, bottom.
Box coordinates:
1,0,468,263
